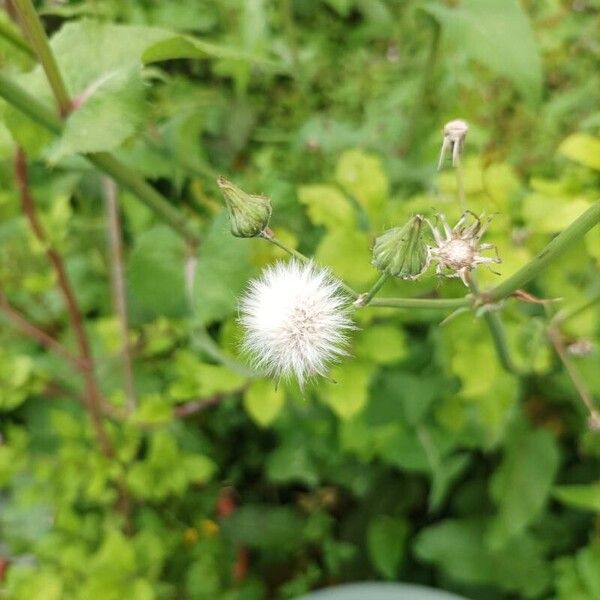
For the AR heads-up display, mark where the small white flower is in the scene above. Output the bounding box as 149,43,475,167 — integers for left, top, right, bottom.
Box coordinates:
426,211,501,286
239,260,353,386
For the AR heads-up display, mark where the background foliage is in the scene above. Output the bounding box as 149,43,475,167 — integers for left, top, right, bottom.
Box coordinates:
0,1,600,599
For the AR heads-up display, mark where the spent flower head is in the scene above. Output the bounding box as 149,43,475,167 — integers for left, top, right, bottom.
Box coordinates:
239,260,353,386
217,176,272,238
426,211,501,286
438,119,469,169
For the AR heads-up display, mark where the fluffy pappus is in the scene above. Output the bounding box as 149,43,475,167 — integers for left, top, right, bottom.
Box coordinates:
239,260,354,386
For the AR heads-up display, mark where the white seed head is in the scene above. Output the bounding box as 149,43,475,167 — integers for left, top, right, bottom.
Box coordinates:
438,118,469,169
239,260,353,386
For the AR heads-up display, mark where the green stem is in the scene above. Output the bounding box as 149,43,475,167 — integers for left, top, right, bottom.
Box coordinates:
486,199,600,303
456,159,466,212
12,0,71,115
369,296,469,310
0,16,35,57
357,273,388,306
0,72,201,245
262,230,360,299
468,276,522,375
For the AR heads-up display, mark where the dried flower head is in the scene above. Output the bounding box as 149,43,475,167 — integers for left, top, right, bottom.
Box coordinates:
239,260,353,386
438,119,469,169
426,211,501,286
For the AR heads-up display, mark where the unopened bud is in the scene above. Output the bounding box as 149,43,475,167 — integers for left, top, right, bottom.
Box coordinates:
372,215,428,279
438,119,469,169
217,176,272,238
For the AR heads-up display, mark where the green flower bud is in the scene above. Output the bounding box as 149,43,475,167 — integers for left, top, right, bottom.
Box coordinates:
372,215,429,279
217,176,272,238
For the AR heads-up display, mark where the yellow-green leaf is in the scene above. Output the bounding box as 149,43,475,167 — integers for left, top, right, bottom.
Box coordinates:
320,361,374,419
559,133,600,171
243,379,285,427
297,184,356,229
354,324,408,364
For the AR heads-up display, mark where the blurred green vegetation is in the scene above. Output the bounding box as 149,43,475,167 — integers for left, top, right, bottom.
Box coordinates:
0,1,599,599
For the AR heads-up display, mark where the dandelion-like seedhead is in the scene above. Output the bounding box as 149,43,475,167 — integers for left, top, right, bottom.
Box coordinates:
426,211,501,285
239,260,354,386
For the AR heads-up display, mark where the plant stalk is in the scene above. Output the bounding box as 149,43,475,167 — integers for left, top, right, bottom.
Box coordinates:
12,0,71,115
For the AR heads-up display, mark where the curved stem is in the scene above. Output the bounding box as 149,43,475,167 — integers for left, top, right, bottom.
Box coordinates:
468,276,521,375
356,273,388,307
486,200,600,303
12,0,71,115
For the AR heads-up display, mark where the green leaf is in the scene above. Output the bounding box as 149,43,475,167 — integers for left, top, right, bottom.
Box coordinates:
49,67,146,160
555,542,600,600
559,133,600,170
488,426,560,548
553,483,600,513
354,324,408,365
415,518,551,597
335,149,388,227
320,361,374,419
423,0,542,101
297,184,356,229
193,213,255,325
127,225,187,323
243,379,285,427
367,515,408,579
142,34,282,69
523,194,592,234
267,443,319,486
315,229,372,288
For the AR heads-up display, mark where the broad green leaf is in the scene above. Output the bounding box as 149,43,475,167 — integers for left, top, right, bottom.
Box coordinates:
297,184,356,229
559,133,600,170
488,426,560,548
415,518,551,597
127,225,187,323
193,212,255,325
320,361,374,419
522,194,592,234
335,149,388,227
367,515,409,579
315,229,372,288
423,0,542,101
555,542,600,600
553,483,600,513
243,379,285,427
49,67,146,160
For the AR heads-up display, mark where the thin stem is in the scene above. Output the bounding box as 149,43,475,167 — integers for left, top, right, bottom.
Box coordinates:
12,0,71,115
455,159,466,212
467,276,521,375
548,324,600,430
0,72,201,245
369,296,469,310
0,14,35,57
355,273,388,307
261,228,360,299
103,178,136,413
486,200,600,303
15,148,113,457
0,292,82,369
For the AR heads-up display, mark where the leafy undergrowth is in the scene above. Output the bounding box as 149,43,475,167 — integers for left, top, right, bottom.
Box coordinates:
0,1,599,599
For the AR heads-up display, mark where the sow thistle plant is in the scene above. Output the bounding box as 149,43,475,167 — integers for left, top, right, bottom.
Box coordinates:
219,120,600,427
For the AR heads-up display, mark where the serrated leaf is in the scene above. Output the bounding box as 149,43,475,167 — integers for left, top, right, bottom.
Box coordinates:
49,67,146,160
243,379,285,427
423,0,542,101
488,426,559,548
559,133,600,170
367,515,408,579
